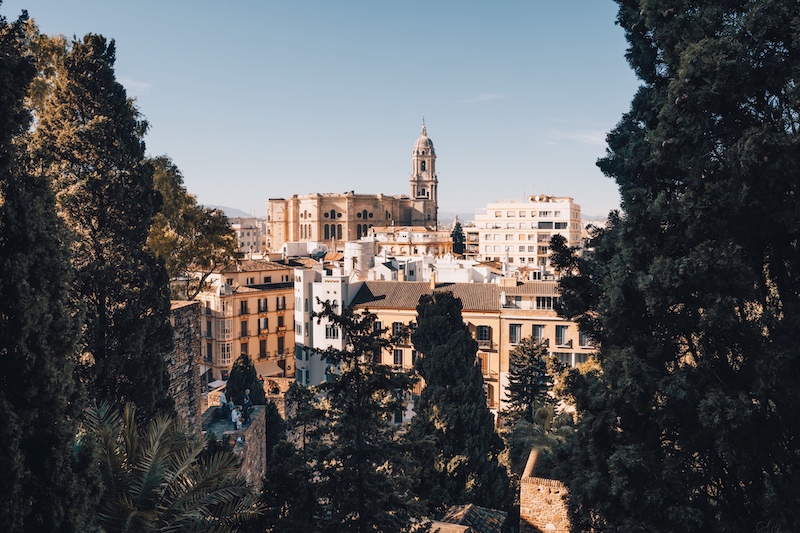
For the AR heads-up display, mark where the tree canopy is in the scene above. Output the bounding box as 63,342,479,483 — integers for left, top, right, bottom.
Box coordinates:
407,291,511,512
0,9,99,531
30,33,174,421
551,2,800,531
147,155,239,300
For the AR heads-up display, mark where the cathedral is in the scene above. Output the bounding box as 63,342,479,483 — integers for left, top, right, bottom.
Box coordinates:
265,124,440,252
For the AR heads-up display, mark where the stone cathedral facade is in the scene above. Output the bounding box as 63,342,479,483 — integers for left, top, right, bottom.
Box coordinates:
265,125,440,252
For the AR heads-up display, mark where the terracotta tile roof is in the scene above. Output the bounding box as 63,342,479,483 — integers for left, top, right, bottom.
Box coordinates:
350,280,561,312
440,504,507,533
219,259,291,273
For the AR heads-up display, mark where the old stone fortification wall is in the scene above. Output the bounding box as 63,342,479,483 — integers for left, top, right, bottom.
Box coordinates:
237,405,266,489
168,301,203,437
520,475,570,533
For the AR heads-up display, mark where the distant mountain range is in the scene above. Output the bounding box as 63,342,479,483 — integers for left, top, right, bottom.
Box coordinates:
204,205,259,219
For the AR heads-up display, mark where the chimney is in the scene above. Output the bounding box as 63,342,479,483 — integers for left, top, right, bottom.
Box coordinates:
430,270,437,290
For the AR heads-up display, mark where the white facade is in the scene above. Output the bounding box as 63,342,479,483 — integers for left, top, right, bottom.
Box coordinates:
293,267,364,386
472,195,581,274
230,217,263,256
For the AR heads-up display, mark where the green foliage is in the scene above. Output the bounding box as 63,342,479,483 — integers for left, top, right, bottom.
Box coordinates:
551,2,800,531
86,402,263,532
310,303,425,532
30,33,173,422
226,354,266,406
0,9,100,531
407,291,511,512
505,336,554,423
450,218,465,255
146,155,239,299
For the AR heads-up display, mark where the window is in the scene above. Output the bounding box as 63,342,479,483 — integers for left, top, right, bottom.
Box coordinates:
325,324,339,339
506,211,516,217
538,221,554,229
554,352,572,367
246,277,255,285
539,211,551,217
477,325,491,345
392,322,404,337
240,320,248,337
477,353,488,375
226,278,233,286
393,349,403,367
240,342,248,356
555,222,568,229
259,339,267,358
509,324,522,344
277,336,284,355
494,211,502,217
538,246,549,254
519,246,525,252
205,320,212,338
259,317,268,332
556,325,569,346
205,342,213,363
221,369,229,380
507,223,516,229
278,315,285,328
533,325,545,343
579,330,593,347
536,296,557,309
258,298,268,312
538,233,551,242
220,343,232,365
264,276,272,283
505,234,514,240
519,211,526,217
411,350,418,365
373,320,383,333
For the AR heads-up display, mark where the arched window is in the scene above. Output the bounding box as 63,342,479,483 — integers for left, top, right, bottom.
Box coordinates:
330,209,336,219
421,161,426,171
357,225,363,239
362,209,368,220
337,224,343,240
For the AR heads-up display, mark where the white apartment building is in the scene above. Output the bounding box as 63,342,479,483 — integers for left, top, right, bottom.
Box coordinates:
230,217,263,256
472,195,581,275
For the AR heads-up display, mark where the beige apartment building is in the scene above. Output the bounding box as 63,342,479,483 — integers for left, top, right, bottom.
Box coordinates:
266,124,440,252
471,196,582,274
195,260,296,383
348,279,595,411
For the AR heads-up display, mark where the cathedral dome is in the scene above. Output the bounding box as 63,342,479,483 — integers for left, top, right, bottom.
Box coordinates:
413,125,435,154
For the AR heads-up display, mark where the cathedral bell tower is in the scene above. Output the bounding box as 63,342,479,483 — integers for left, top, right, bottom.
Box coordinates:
410,123,438,224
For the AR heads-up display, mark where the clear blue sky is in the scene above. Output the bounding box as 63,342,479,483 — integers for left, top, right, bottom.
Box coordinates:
4,0,640,218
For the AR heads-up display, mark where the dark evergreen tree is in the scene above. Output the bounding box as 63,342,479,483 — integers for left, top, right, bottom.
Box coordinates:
505,336,553,423
0,9,99,531
30,34,173,421
450,217,465,255
551,2,800,531
407,291,511,511
310,303,425,533
226,353,266,406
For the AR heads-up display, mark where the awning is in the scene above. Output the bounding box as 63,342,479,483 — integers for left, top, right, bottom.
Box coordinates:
255,360,284,377
208,380,227,390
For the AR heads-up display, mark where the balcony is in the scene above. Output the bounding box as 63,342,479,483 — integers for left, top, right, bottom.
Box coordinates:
477,339,493,350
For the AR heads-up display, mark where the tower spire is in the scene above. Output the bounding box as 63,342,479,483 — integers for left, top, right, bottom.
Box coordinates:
422,116,426,136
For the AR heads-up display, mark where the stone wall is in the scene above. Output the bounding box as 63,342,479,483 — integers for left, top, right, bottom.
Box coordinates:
519,476,570,533
202,405,266,491
168,301,203,437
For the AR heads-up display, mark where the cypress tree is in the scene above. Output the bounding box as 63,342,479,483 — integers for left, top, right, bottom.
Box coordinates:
552,2,800,531
450,217,465,255
30,34,173,421
0,9,98,531
407,291,510,511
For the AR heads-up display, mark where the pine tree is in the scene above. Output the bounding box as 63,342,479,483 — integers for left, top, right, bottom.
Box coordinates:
407,291,511,511
552,2,800,531
310,303,425,532
30,34,173,421
0,10,99,531
505,336,553,423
